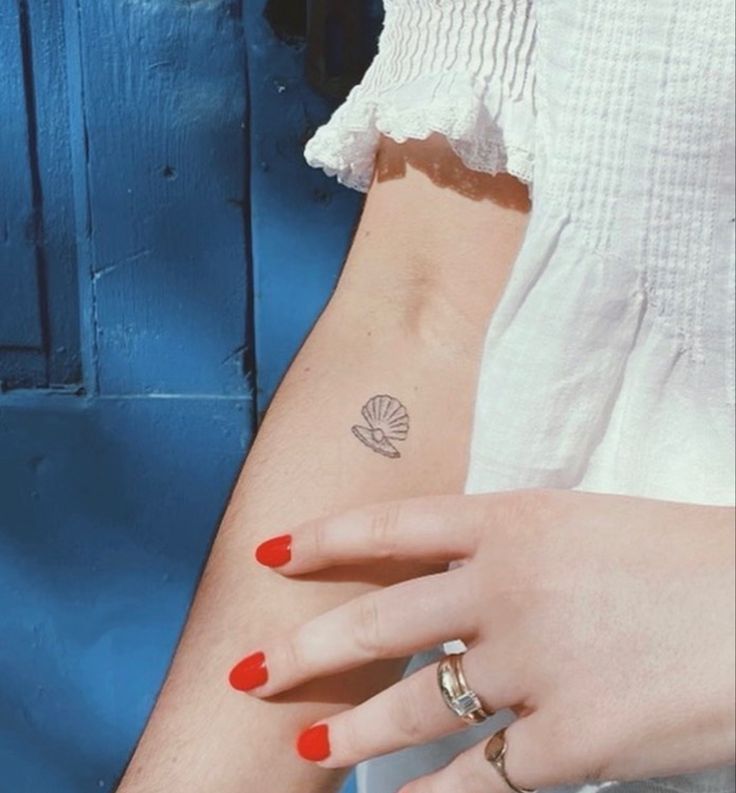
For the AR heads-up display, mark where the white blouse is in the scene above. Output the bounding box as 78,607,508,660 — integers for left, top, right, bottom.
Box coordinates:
304,2,736,792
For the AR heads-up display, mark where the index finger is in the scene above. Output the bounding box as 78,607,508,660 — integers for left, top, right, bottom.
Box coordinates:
254,493,491,574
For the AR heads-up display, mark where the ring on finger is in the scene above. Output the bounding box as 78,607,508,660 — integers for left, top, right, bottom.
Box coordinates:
437,653,493,725
485,727,537,793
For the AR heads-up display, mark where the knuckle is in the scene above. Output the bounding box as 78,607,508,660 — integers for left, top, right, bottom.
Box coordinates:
507,488,550,522
310,518,329,562
387,678,428,745
466,494,489,549
491,488,561,547
527,487,567,523
369,501,403,558
283,630,307,674
338,712,365,761
353,595,384,657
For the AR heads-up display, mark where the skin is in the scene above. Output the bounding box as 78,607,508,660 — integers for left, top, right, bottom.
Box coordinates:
116,134,531,793
240,490,736,792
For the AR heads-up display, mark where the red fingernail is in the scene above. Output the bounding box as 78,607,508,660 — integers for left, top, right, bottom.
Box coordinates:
296,724,331,762
229,652,268,691
255,535,292,567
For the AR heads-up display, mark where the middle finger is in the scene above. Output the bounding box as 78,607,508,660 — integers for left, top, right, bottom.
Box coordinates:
230,568,475,696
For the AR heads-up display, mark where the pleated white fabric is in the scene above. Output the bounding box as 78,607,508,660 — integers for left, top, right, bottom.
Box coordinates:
305,0,537,189
305,2,736,791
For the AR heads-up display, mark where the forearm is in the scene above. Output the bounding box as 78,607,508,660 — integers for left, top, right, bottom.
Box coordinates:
117,136,530,793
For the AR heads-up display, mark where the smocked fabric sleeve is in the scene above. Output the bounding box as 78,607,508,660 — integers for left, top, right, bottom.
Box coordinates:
304,0,537,192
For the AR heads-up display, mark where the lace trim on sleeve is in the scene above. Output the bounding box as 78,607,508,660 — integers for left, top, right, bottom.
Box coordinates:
304,0,537,192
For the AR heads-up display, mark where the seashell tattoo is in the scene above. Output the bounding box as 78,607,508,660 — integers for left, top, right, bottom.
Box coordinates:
351,394,409,459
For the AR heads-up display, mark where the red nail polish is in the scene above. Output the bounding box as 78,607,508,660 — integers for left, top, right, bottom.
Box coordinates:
255,535,292,567
229,652,268,691
297,724,331,762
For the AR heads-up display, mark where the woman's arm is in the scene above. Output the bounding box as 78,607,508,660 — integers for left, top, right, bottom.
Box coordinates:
116,135,531,793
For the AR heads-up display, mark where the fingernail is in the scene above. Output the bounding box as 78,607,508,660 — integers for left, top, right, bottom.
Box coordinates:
229,651,268,691
296,723,331,762
255,535,292,568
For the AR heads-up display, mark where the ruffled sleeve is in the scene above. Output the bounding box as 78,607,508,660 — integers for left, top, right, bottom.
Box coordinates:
304,0,537,192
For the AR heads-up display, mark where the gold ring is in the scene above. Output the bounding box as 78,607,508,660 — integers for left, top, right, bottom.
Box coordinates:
484,728,537,793
437,653,493,725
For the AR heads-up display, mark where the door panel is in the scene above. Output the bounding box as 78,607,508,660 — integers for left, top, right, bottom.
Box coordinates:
0,1,44,355
73,1,249,396
1,0,83,390
1,1,255,789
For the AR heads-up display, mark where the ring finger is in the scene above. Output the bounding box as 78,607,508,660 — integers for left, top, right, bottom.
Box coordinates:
230,568,475,697
297,649,529,768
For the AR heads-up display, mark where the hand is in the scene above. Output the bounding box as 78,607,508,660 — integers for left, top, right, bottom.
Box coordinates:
230,489,735,792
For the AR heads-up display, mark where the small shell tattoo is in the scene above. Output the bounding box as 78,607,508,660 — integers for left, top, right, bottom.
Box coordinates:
351,394,409,459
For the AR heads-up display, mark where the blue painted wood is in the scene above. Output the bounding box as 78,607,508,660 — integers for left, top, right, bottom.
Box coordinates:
73,0,250,396
245,0,364,414
0,393,251,792
0,1,85,390
1,2,255,791
25,0,82,386
0,1,45,385
0,2,381,791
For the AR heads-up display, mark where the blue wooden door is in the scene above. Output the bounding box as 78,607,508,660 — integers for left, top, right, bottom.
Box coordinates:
0,0,81,389
0,1,369,790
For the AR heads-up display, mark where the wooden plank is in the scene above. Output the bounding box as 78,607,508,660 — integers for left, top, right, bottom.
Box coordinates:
75,0,251,397
0,1,44,356
25,0,83,386
0,0,86,390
